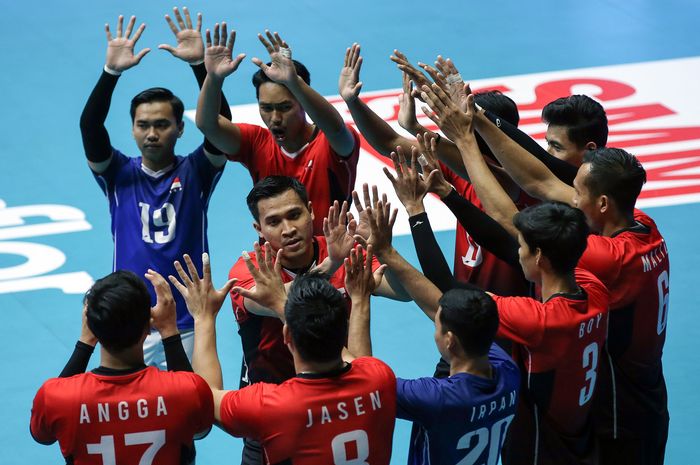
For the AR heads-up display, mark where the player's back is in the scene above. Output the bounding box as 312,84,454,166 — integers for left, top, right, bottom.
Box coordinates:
494,269,610,464
578,210,670,438
30,366,214,465
220,356,396,464
397,344,520,465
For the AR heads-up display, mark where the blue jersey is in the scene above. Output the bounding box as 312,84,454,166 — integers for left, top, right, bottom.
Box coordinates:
93,146,223,329
397,344,520,465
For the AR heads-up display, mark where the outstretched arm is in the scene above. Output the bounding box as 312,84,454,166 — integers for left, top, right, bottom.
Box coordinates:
421,85,520,238
196,22,247,155
159,7,231,162
80,15,150,173
253,31,356,156
355,197,442,320
473,108,575,204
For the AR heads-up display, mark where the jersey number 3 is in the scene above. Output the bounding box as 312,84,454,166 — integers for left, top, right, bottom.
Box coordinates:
139,202,176,244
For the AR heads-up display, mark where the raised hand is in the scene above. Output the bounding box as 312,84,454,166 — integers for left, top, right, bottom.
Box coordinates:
397,72,421,133
339,43,363,102
352,183,386,241
434,56,469,112
344,245,386,301
383,146,439,215
354,196,398,256
416,133,453,197
251,30,297,85
420,82,475,144
204,22,246,79
159,7,204,64
105,15,150,73
79,303,97,346
390,50,431,99
145,268,177,338
231,242,287,317
169,253,236,321
324,201,357,266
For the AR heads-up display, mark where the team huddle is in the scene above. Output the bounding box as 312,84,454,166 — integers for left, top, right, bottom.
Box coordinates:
29,8,670,465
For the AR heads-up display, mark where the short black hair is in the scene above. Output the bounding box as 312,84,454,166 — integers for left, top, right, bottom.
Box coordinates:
582,148,647,214
252,60,311,100
542,95,608,149
474,90,520,159
130,87,184,124
438,287,499,357
513,202,590,275
246,175,309,222
284,273,348,363
85,271,151,352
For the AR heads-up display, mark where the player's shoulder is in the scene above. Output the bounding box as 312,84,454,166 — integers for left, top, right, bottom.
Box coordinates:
574,267,607,292
351,356,396,380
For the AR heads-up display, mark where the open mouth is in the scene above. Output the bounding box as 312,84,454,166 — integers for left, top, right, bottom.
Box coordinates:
270,127,286,141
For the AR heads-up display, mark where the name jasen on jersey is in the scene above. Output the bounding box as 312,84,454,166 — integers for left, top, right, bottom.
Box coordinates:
641,240,668,273
305,390,382,428
79,397,168,424
469,389,517,422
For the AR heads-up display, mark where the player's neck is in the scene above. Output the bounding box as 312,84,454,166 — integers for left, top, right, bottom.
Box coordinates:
600,211,636,237
450,355,492,379
141,154,176,173
294,356,346,376
279,123,315,153
539,271,579,302
99,346,146,371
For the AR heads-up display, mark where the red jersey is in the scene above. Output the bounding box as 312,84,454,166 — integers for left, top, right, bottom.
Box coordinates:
231,123,361,235
578,210,670,439
30,366,214,465
441,164,537,296
220,357,396,465
493,269,609,464
229,236,380,386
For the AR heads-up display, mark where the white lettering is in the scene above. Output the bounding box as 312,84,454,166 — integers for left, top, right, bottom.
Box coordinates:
137,399,148,418
80,404,90,424
321,406,332,424
369,390,381,411
354,396,365,416
118,401,129,420
337,402,348,420
306,409,313,428
156,396,167,416
98,403,110,423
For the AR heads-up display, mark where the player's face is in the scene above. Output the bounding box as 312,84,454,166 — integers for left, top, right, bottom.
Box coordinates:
253,189,315,269
132,101,182,169
258,82,307,149
573,163,603,232
517,233,539,283
546,125,586,167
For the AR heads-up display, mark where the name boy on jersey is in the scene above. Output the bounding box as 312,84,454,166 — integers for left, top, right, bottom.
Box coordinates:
170,252,396,464
31,270,214,464
79,13,228,367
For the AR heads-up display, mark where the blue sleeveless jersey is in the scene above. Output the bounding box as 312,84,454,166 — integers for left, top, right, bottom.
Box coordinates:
93,146,223,329
397,344,520,465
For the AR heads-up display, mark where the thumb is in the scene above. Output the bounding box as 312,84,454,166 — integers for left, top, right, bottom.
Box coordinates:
373,264,388,284
134,48,151,63
158,44,177,55
219,278,237,295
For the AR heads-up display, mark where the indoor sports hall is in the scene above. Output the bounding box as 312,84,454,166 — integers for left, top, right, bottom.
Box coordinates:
3,1,698,463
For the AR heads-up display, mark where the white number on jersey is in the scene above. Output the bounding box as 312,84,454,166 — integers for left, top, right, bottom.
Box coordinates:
86,429,166,465
461,232,483,268
578,342,599,406
656,270,670,335
138,202,176,244
331,429,370,465
456,414,514,465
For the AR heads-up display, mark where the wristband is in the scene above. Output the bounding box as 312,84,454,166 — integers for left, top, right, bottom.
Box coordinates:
103,65,122,76
189,59,205,66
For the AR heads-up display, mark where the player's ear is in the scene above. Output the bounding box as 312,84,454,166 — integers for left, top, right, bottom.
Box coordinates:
308,201,315,221
585,141,597,151
599,194,609,214
177,121,184,138
535,248,543,268
253,221,262,235
282,324,293,347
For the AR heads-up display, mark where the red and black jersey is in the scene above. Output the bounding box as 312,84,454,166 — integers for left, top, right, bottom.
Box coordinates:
441,163,537,296
578,210,670,440
493,269,610,464
220,357,396,465
229,236,380,387
30,366,214,465
231,123,360,235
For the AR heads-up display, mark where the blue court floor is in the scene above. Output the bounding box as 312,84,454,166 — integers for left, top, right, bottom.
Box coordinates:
1,1,698,464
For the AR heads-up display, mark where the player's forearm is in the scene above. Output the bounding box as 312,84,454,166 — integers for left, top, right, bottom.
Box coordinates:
453,133,520,238
474,112,558,199
58,341,95,377
192,317,224,390
192,63,233,155
408,212,456,293
162,334,193,372
347,296,372,357
287,77,355,155
80,70,118,163
375,247,441,320
345,97,411,156
196,74,241,154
